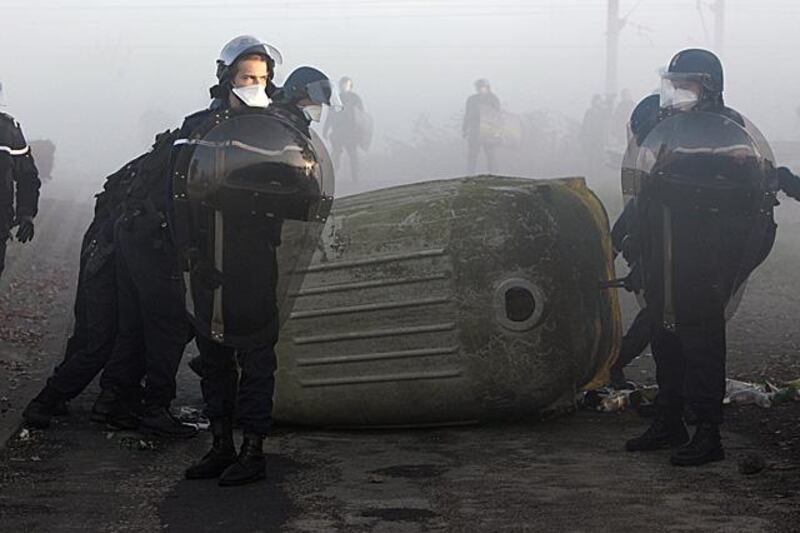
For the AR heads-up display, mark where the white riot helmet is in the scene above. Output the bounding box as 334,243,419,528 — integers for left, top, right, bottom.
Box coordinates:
215,35,283,84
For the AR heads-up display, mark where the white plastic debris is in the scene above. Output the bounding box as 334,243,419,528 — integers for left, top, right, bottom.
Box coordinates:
724,379,772,408
18,428,30,441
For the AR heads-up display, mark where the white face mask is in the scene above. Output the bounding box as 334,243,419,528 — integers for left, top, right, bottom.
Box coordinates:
303,105,323,123
665,89,699,110
660,79,700,111
232,84,271,108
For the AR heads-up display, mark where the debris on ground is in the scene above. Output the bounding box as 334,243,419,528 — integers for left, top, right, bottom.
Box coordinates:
118,436,160,451
177,406,209,430
579,384,657,413
725,379,800,408
582,377,800,414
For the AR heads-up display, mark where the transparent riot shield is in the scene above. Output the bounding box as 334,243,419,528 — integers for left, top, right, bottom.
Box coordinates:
274,128,335,327
630,110,776,329
172,108,333,348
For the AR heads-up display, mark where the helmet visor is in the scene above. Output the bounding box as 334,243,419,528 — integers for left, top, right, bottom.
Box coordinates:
307,80,343,111
220,37,284,66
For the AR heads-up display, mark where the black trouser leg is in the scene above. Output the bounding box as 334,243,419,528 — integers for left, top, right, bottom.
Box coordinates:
48,259,121,400
236,344,277,436
652,327,685,416
99,244,147,397
197,335,238,421
616,307,653,369
117,229,188,409
678,317,726,425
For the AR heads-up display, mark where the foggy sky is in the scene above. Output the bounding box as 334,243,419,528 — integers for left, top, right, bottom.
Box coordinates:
2,0,800,185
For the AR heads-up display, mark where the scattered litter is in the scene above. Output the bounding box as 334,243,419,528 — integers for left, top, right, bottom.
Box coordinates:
583,376,800,413
725,380,772,408
725,379,800,408
118,437,159,451
579,384,657,413
177,406,209,430
18,428,30,441
30,455,41,462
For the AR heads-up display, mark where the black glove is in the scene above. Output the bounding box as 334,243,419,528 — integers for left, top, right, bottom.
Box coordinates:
14,215,34,243
190,259,223,290
619,234,639,266
777,166,800,201
623,264,643,294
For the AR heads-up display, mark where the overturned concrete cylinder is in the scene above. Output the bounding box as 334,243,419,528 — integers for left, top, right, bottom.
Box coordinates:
274,176,621,427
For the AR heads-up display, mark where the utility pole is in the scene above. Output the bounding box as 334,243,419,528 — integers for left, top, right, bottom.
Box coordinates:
605,0,624,98
712,0,725,54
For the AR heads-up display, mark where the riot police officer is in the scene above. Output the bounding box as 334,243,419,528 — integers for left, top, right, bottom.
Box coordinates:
183,65,338,487
22,153,147,429
623,49,778,466
0,83,40,279
95,36,283,440
609,94,661,386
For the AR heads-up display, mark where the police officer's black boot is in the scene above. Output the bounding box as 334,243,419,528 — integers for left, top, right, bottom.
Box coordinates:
625,412,689,452
92,388,141,430
22,387,65,429
218,433,266,487
139,405,198,439
185,418,236,480
609,364,629,390
670,422,724,466
91,388,120,423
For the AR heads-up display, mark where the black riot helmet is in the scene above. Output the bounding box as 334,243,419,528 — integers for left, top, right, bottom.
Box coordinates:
629,93,661,145
661,49,724,111
280,67,342,122
282,67,341,106
211,35,283,101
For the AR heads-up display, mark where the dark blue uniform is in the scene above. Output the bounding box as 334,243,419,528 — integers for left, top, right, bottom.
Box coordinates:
98,127,192,415
0,112,40,276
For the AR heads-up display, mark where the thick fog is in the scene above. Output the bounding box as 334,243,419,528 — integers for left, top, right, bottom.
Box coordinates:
2,0,800,197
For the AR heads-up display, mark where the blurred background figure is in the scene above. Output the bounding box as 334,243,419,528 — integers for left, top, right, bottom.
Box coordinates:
612,89,636,147
579,94,612,176
324,76,370,183
462,78,501,175
29,140,56,181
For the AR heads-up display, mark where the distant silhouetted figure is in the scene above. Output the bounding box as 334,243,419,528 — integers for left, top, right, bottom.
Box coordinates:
324,76,367,182
612,89,636,146
580,94,611,173
463,78,501,175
